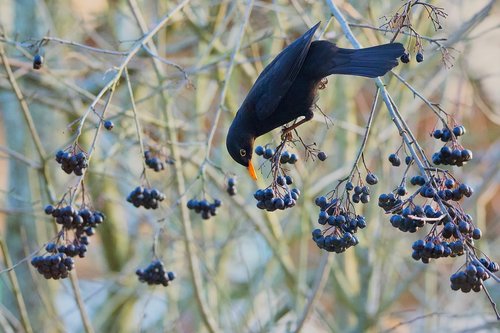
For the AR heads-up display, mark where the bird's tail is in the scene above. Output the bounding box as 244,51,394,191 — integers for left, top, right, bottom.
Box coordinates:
329,43,405,78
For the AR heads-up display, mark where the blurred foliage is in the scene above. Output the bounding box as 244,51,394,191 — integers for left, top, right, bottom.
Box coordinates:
0,0,499,332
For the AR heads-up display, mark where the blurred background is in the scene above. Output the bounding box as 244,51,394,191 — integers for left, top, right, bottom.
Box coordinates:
0,0,499,332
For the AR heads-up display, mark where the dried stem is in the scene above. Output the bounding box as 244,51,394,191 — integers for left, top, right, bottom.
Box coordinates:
0,239,33,333
126,1,220,332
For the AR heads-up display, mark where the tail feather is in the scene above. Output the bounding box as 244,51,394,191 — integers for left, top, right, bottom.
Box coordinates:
330,43,405,78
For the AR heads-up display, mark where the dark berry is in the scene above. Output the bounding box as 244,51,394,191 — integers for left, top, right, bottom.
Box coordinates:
400,52,410,63
33,54,43,69
346,182,354,191
365,173,378,185
416,52,423,63
388,153,401,167
263,148,274,159
433,129,442,139
317,152,327,161
255,146,264,156
280,151,290,163
452,126,465,137
288,154,298,164
104,120,114,130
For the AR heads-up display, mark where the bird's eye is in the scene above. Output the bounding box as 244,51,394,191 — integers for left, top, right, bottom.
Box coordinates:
239,149,246,157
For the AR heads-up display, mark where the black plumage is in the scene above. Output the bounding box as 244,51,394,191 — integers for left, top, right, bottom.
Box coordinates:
226,23,404,179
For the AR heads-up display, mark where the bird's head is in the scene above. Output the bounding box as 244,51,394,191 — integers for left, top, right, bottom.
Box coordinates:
226,123,257,181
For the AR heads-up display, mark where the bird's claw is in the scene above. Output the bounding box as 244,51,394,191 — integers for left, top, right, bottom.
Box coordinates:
280,129,293,142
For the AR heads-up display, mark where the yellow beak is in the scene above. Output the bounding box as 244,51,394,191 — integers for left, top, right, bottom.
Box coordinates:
247,161,258,181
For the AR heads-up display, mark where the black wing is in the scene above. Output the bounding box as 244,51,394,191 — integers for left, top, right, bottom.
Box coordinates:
244,23,320,121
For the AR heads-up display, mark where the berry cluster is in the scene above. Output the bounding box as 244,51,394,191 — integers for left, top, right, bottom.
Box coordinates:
409,175,473,202
254,187,300,211
55,149,88,176
187,198,222,220
432,146,473,167
432,125,466,142
226,177,237,196
312,196,367,253
411,239,465,263
44,204,103,235
127,186,165,209
400,52,423,63
378,192,404,212
32,204,104,279
255,145,298,164
46,238,90,258
346,181,371,204
450,259,499,293
136,260,176,286
144,150,166,172
431,125,472,167
31,253,74,280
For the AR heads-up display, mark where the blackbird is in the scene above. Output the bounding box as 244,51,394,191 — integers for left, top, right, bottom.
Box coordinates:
226,22,404,180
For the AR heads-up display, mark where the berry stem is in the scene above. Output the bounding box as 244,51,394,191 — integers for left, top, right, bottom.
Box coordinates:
347,88,380,181
124,68,151,188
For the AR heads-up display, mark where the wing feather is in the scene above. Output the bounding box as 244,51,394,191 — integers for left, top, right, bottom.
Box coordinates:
244,23,320,121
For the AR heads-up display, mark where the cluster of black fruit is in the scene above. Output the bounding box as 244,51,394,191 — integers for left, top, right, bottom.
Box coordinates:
136,260,176,286
254,186,300,211
44,204,103,241
388,201,443,233
432,125,466,142
378,192,404,212
411,238,466,264
388,154,413,167
450,258,499,293
187,198,222,220
432,146,473,167
346,181,372,204
31,253,75,280
55,150,88,176
226,177,237,196
311,196,367,253
431,126,472,167
32,204,104,279
45,238,90,258
127,186,165,209
255,145,298,164
400,52,423,63
409,175,473,202
144,150,166,172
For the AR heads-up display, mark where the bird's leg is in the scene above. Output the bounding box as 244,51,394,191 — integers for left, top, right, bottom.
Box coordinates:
281,114,313,140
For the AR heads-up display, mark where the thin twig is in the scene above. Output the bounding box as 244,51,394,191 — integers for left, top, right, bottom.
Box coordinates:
68,272,95,333
0,145,41,169
0,42,56,203
40,36,129,55
126,1,220,332
293,253,331,333
348,89,380,180
0,239,34,333
124,67,151,188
